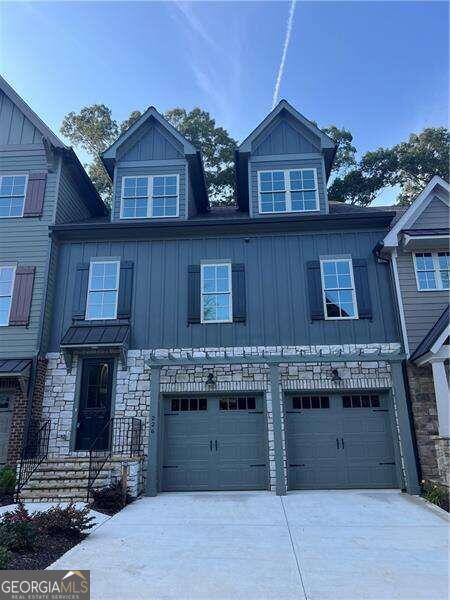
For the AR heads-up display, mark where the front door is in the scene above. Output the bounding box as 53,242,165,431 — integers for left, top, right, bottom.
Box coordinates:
76,358,114,451
0,392,13,465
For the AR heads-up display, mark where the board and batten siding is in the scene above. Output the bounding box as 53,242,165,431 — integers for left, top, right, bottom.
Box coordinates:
112,162,188,221
117,122,184,163
49,228,399,351
0,145,56,358
249,157,328,217
409,197,449,230
252,114,320,156
54,161,92,224
0,90,41,145
397,247,449,353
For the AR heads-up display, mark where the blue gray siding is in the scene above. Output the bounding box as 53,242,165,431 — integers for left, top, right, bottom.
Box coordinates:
117,122,183,162
112,162,188,221
410,197,449,230
0,90,41,145
0,145,56,358
55,161,92,224
397,247,449,353
252,114,320,156
49,229,399,351
249,157,328,217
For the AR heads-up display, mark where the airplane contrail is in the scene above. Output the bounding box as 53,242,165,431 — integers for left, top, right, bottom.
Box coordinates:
272,0,297,109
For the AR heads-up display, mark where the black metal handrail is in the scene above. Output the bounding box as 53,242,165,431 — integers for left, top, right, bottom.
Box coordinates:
87,416,143,501
15,419,51,499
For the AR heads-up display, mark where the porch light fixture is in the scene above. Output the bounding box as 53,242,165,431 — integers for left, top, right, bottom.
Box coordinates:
331,369,342,382
206,372,216,389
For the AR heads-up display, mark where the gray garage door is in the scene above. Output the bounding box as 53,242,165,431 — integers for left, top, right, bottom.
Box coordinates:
286,393,398,489
162,396,268,492
0,392,13,465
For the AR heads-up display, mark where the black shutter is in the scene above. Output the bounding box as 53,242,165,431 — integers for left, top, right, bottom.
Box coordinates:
353,259,372,320
232,264,246,323
117,261,134,319
187,265,201,324
72,263,89,320
306,261,325,321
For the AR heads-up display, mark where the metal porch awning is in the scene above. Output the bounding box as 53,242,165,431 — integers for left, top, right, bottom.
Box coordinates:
60,323,130,372
0,359,32,394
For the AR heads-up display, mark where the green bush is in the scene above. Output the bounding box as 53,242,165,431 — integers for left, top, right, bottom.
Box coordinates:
422,480,449,512
0,546,10,570
0,467,16,496
1,501,32,524
0,521,37,552
34,503,95,539
91,481,132,513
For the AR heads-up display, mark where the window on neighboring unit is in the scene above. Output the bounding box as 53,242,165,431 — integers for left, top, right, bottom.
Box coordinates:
414,252,450,291
0,175,27,218
85,261,120,320
201,263,232,323
121,175,179,219
258,168,319,214
0,266,15,326
320,258,358,319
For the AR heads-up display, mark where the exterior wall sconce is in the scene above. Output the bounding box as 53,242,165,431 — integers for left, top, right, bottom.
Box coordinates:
331,369,342,382
206,372,216,388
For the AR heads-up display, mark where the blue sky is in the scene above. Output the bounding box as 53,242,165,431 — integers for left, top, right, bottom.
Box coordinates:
1,1,448,204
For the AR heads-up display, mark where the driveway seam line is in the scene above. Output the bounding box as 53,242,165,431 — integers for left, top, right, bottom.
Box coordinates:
280,497,308,600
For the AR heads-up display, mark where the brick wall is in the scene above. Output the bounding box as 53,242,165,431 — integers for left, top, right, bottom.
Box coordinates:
5,382,27,467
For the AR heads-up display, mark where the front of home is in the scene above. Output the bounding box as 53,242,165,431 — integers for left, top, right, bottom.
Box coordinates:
18,100,420,501
0,76,106,477
380,176,449,491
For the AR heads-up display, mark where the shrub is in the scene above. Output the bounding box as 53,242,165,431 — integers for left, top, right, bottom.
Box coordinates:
91,481,132,514
0,467,16,496
422,480,449,512
0,521,37,552
0,546,10,570
34,503,95,539
1,501,32,524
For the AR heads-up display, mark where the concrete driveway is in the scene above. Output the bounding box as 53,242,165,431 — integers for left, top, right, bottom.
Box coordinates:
50,490,449,600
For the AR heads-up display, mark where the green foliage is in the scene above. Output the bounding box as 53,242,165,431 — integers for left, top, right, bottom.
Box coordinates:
34,503,95,539
322,125,357,175
165,107,237,205
0,546,10,569
0,521,37,552
330,127,449,205
120,110,143,134
91,481,132,514
0,467,16,496
60,104,119,155
422,480,449,512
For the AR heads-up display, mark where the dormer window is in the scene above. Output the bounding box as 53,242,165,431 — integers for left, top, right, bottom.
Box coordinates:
258,168,318,214
121,175,179,219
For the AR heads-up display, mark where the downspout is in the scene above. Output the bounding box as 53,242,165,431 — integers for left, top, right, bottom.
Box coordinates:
401,359,423,485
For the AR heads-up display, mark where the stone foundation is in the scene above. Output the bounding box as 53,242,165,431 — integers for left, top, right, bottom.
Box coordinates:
43,344,401,494
406,363,443,484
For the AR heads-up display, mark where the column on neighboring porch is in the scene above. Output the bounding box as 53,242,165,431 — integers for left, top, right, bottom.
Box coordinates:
430,359,450,437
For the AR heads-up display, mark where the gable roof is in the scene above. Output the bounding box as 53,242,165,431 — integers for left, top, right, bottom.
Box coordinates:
382,176,449,248
0,75,66,149
0,76,107,217
410,306,449,362
238,99,336,157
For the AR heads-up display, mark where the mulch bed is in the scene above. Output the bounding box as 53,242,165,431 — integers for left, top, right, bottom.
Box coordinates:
6,532,86,570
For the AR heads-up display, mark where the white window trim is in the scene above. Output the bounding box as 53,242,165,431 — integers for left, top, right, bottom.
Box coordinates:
120,174,180,219
257,168,319,214
320,258,359,320
0,265,16,327
85,260,120,321
200,262,233,324
413,252,450,291
0,174,28,219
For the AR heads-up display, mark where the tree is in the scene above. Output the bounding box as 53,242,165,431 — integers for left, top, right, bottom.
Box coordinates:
120,110,142,134
164,108,237,205
321,125,357,176
329,127,449,205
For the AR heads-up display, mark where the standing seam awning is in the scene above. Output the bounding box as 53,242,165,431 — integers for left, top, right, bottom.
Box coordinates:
0,359,32,395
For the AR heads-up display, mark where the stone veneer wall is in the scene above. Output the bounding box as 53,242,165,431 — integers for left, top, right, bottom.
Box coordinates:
405,363,441,483
43,344,401,493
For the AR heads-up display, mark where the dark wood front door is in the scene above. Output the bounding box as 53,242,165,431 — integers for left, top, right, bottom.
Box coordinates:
76,358,114,451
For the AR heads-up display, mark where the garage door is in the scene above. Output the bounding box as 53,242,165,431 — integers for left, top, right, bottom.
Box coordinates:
286,393,398,489
0,392,13,466
162,396,268,492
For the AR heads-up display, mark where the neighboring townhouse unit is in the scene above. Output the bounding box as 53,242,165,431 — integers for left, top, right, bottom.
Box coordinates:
380,176,449,490
21,100,420,501
0,77,107,471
